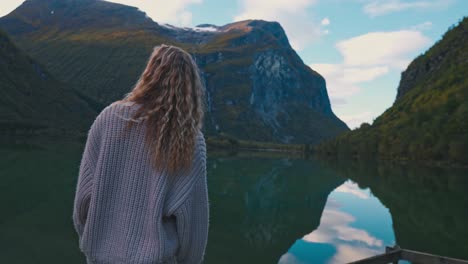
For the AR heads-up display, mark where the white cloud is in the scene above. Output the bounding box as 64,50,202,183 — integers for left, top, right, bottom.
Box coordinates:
312,64,365,99
278,253,308,264
298,185,390,263
363,0,454,17
311,63,388,110
302,206,383,263
342,67,389,83
321,17,330,26
410,21,433,31
107,0,203,26
303,208,383,247
331,244,381,264
310,29,431,127
339,111,376,129
0,0,25,17
335,181,370,199
234,0,323,50
336,30,431,69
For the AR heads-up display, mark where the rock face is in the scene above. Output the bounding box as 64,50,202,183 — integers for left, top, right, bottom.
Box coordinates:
0,0,348,143
0,29,96,133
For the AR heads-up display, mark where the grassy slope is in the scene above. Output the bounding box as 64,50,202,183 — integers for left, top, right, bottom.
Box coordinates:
0,0,348,144
0,29,96,133
316,17,468,165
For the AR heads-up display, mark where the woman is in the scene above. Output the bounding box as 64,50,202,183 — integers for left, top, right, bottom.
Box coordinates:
72,45,209,264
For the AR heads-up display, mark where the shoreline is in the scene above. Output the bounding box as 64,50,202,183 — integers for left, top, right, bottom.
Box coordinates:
2,134,466,169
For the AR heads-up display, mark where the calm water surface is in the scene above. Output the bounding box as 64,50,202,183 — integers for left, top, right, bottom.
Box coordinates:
1,140,468,263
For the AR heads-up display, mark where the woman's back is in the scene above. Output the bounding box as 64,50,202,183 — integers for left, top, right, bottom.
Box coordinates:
73,100,208,264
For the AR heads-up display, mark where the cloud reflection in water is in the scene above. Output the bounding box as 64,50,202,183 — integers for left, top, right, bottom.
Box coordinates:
279,181,395,264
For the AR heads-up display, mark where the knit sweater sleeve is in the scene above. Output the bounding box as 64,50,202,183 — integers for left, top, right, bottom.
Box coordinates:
72,110,104,238
174,135,209,264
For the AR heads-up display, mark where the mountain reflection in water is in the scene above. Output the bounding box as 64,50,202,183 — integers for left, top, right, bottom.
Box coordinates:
278,160,468,264
1,141,467,264
204,156,345,264
334,161,468,260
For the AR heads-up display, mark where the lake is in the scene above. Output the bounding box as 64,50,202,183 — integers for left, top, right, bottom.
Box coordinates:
1,140,468,263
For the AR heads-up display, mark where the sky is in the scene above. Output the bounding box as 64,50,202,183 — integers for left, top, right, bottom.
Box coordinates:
1,0,467,128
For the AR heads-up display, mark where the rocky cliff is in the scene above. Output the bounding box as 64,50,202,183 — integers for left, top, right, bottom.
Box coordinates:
0,0,348,144
0,28,96,133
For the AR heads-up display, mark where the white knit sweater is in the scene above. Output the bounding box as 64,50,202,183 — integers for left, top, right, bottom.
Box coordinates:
72,101,209,264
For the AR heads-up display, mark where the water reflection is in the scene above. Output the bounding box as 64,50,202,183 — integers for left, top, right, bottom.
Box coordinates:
1,141,468,264
0,140,87,264
0,142,345,264
204,156,345,264
280,181,395,263
332,161,468,260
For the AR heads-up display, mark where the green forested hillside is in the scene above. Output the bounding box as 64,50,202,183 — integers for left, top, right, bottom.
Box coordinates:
0,29,96,134
317,17,468,165
0,0,348,144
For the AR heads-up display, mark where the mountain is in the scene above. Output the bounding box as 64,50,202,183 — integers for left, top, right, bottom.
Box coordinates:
316,17,468,165
0,28,96,134
0,0,348,144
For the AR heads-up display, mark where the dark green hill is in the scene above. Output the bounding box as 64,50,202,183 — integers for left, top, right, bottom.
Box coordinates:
316,17,468,165
0,0,348,144
0,29,96,134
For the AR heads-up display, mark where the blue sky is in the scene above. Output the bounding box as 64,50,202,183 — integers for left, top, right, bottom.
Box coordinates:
1,0,466,128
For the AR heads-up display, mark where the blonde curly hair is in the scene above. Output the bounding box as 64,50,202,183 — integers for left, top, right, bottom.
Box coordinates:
122,44,205,175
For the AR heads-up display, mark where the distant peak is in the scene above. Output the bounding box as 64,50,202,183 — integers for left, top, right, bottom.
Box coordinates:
161,23,220,33
221,20,253,33
6,0,156,31
248,20,286,35
221,20,285,33
27,0,96,4
220,20,290,47
196,24,218,28
30,0,96,2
